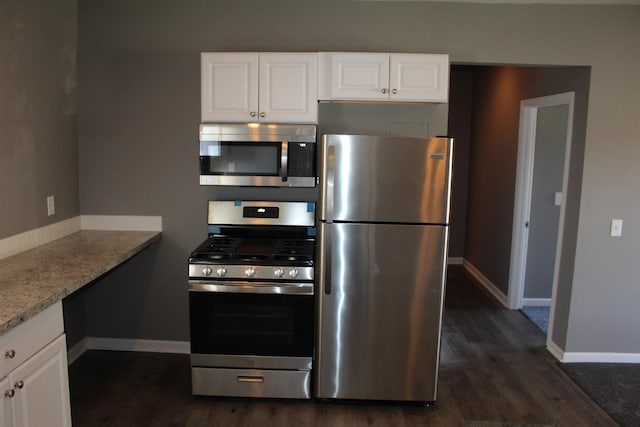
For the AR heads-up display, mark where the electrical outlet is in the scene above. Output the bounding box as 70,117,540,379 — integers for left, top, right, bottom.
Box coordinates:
47,195,55,216
610,219,623,237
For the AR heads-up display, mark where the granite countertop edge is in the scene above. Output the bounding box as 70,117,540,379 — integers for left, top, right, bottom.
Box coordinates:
0,230,162,337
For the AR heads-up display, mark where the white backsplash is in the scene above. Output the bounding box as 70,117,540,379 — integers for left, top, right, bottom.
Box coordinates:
0,215,162,260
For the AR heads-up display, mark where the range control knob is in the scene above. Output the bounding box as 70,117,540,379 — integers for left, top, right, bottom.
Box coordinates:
288,268,299,279
216,267,227,277
274,268,285,278
245,267,256,277
201,267,213,277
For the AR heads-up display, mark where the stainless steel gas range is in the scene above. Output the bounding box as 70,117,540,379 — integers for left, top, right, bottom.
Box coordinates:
188,200,315,399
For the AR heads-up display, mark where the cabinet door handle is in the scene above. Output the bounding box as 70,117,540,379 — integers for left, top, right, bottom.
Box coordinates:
5,349,15,359
381,88,387,94
250,111,257,118
14,381,24,389
391,88,398,94
4,389,15,398
259,112,266,118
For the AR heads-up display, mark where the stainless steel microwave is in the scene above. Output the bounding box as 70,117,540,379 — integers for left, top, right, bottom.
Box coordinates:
199,123,317,187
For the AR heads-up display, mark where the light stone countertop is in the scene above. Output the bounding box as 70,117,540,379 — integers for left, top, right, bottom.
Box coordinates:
0,230,161,336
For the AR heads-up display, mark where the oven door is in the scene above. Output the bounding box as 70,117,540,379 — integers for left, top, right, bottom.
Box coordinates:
189,281,314,370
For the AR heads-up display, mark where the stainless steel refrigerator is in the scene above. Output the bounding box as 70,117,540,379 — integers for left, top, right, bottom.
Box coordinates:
315,134,453,403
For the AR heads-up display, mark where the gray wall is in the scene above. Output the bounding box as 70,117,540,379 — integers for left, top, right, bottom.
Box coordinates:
4,0,633,356
447,68,473,258
0,0,78,238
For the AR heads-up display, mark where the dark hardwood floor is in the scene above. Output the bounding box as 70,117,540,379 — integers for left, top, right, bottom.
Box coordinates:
68,265,617,426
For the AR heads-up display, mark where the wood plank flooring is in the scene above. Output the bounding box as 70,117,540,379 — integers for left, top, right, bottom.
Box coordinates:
68,265,618,426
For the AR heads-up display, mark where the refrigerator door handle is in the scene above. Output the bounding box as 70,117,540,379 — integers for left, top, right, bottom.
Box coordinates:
281,138,289,182
323,224,332,295
326,144,335,224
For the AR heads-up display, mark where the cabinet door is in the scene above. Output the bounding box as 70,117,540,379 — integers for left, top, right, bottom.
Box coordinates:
323,53,389,101
10,335,71,427
201,53,259,122
1,376,12,427
259,53,318,123
389,53,449,102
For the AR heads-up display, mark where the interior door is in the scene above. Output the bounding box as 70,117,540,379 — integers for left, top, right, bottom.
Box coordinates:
524,104,569,306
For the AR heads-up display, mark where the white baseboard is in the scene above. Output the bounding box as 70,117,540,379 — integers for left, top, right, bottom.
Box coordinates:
546,339,565,362
67,337,189,364
522,298,552,307
447,257,464,265
67,339,90,364
461,259,508,307
561,352,640,364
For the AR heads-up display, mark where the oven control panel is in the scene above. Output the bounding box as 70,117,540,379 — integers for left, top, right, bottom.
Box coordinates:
190,264,313,281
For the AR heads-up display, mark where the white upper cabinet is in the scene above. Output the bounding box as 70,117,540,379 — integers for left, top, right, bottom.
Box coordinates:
201,53,318,123
319,53,390,101
201,53,258,123
319,52,449,103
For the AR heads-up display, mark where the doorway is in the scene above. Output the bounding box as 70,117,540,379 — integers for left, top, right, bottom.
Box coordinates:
508,92,574,339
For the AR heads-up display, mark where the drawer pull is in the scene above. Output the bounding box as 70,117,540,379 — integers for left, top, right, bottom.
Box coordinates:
5,349,15,359
237,376,264,384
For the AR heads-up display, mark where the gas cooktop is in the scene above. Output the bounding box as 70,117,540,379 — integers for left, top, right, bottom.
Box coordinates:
190,235,315,264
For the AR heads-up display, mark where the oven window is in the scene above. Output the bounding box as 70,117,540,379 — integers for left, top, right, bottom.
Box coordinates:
189,292,313,357
200,141,280,175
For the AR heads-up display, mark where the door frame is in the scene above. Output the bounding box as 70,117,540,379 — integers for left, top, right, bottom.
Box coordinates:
507,92,574,337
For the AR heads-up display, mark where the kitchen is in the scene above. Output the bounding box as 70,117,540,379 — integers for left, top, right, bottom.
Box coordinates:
1,0,639,425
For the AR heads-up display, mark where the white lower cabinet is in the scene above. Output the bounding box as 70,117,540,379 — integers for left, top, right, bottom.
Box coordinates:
1,303,71,427
1,376,11,427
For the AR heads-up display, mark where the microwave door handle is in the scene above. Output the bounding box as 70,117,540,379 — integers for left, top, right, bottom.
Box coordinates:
281,138,288,182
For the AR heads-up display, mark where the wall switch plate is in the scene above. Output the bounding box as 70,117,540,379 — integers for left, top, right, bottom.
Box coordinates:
554,192,563,206
610,219,623,237
47,195,55,216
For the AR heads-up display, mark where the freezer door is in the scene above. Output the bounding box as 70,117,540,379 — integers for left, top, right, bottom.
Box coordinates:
318,134,453,224
315,222,448,402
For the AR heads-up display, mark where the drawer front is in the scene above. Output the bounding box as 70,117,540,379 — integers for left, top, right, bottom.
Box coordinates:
0,302,64,378
192,367,310,399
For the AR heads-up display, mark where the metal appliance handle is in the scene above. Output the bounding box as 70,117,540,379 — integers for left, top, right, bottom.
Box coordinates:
237,376,264,384
281,138,289,182
324,225,332,295
189,281,314,296
326,144,335,224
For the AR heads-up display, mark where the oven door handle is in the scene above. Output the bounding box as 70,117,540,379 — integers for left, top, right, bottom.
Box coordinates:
280,138,289,182
189,281,314,296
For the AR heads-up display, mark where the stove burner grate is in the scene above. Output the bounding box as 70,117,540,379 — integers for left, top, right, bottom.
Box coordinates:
191,235,315,263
